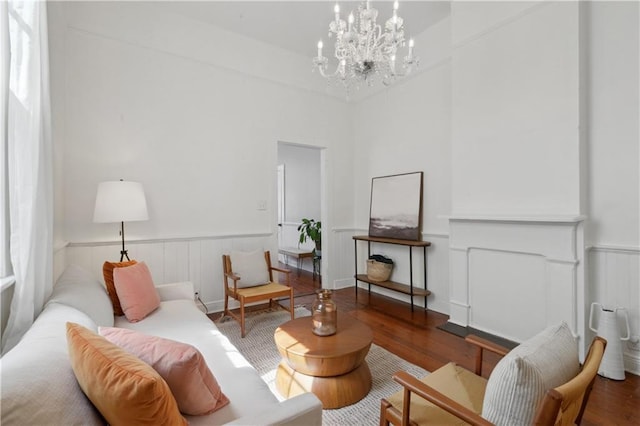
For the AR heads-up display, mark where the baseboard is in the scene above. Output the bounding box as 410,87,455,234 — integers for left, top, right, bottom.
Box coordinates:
437,321,518,350
333,278,354,289
625,351,640,376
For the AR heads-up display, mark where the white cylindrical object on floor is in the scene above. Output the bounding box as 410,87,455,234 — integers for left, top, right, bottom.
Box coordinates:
589,303,630,380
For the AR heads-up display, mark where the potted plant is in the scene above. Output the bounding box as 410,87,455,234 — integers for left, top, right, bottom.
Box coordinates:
298,218,321,254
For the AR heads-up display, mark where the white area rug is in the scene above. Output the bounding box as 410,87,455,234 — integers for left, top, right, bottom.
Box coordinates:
215,307,428,425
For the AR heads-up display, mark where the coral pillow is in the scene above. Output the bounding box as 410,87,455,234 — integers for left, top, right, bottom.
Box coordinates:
113,261,160,322
103,260,137,315
100,327,230,415
66,322,186,426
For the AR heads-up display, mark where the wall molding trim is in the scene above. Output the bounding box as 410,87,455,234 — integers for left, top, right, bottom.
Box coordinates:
588,244,640,254
67,232,273,247
448,214,586,223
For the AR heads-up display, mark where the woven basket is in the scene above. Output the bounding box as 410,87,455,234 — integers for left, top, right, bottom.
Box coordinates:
367,259,393,282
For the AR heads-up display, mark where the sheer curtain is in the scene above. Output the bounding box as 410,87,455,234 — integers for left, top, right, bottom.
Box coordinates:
1,0,54,354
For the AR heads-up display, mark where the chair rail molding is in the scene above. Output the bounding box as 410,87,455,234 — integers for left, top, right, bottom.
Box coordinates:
448,215,587,355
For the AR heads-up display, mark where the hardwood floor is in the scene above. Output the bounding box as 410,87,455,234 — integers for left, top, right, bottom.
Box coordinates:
280,265,640,425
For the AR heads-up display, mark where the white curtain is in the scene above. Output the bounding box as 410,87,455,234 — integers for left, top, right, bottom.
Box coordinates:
1,0,54,354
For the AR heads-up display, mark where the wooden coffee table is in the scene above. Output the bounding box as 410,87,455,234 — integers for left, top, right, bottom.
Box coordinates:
274,312,373,409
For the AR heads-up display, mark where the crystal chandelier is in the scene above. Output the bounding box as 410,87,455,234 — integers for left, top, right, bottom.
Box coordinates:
313,1,419,94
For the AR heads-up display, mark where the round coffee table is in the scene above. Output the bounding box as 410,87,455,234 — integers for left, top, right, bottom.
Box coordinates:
274,312,373,409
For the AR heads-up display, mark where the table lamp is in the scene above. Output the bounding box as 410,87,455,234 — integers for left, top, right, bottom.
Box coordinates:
93,179,149,261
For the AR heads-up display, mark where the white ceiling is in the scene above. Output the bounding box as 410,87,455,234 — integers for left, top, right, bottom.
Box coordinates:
156,1,451,57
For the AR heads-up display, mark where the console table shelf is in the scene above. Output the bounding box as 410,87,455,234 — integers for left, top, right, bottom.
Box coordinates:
353,235,431,311
354,275,431,297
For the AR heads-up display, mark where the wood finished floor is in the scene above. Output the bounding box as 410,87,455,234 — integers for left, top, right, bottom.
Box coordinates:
218,265,640,425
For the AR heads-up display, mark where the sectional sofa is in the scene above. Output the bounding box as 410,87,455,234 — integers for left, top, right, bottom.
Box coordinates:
1,265,322,425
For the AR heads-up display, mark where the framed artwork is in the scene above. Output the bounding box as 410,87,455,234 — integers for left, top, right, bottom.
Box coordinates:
368,171,423,241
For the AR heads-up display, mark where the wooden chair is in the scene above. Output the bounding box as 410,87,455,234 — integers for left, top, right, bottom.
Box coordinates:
222,251,294,338
380,334,607,426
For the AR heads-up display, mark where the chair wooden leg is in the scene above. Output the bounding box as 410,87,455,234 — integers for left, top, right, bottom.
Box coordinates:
240,299,246,338
224,292,229,316
289,289,294,319
380,399,392,426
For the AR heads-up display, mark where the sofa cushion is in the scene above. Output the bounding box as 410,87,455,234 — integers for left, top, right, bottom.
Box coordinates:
481,322,580,425
66,322,186,426
230,250,270,288
103,259,137,315
46,264,114,327
100,327,230,415
113,261,160,322
0,304,104,425
114,299,282,425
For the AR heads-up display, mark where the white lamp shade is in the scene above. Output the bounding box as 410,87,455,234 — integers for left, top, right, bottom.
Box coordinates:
93,181,149,223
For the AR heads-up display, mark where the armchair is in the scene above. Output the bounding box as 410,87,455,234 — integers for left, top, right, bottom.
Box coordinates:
222,250,294,338
380,323,606,426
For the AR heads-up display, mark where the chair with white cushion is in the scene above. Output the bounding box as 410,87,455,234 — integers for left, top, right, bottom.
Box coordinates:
222,250,294,338
380,322,606,426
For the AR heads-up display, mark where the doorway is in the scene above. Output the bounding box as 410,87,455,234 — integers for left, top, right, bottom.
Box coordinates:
276,142,323,287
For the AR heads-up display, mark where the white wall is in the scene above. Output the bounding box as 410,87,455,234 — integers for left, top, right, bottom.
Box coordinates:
49,2,354,300
586,1,640,373
351,17,452,314
451,2,582,216
588,1,639,247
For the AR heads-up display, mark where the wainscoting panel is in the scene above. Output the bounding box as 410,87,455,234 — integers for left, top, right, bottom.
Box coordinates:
331,228,359,290
588,246,640,375
65,234,277,313
62,229,452,318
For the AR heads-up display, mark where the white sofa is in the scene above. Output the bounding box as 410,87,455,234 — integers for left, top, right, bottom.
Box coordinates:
1,265,322,425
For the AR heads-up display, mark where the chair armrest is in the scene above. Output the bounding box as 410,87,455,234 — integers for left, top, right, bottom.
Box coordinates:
393,371,493,426
465,335,510,375
270,266,291,274
465,335,510,356
224,272,240,281
224,393,322,426
156,282,195,301
224,272,240,291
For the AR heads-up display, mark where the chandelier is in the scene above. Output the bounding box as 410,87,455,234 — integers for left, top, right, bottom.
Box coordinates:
313,0,419,94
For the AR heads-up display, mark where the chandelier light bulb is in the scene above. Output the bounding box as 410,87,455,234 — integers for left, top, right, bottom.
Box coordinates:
394,0,399,11
317,40,323,57
409,38,414,48
334,3,340,21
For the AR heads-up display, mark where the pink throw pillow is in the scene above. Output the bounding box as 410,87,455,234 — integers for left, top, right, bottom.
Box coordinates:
113,261,160,322
99,327,230,416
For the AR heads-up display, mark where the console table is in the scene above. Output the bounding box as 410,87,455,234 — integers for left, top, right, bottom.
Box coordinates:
353,235,431,311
